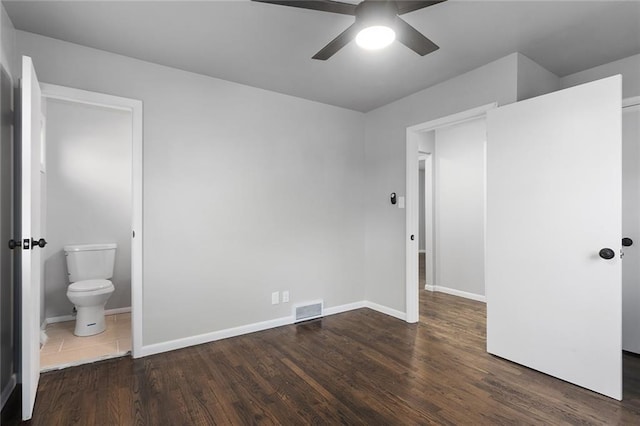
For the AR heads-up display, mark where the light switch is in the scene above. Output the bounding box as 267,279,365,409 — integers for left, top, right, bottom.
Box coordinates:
398,196,405,209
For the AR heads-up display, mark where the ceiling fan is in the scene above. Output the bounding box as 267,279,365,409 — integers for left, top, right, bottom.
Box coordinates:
253,0,446,60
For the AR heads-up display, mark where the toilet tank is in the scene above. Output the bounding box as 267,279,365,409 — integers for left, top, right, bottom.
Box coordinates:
64,243,117,283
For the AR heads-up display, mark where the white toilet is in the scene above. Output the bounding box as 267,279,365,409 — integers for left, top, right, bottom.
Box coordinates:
64,243,117,337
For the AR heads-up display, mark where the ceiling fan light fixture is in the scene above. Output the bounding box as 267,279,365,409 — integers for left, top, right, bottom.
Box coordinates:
355,25,396,50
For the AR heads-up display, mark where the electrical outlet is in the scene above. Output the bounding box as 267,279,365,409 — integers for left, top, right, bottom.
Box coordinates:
271,291,280,305
282,290,290,303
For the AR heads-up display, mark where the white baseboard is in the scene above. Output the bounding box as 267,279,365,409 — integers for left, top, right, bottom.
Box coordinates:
45,306,132,326
323,301,365,316
104,307,132,315
139,316,293,357
364,301,407,321
46,314,75,325
1,373,16,410
425,285,486,303
138,301,366,358
138,300,418,358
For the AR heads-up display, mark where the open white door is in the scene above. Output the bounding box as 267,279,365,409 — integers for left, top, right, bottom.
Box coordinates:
486,76,622,400
20,56,44,420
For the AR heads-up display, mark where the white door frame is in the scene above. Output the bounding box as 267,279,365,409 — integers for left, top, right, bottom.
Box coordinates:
40,83,143,357
405,103,497,323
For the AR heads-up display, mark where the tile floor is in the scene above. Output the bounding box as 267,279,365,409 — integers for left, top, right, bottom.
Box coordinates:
40,312,131,371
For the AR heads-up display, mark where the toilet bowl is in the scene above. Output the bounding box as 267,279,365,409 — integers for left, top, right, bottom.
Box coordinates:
66,279,115,336
64,243,117,337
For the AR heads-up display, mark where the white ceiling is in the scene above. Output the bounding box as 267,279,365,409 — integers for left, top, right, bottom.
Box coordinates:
5,0,640,112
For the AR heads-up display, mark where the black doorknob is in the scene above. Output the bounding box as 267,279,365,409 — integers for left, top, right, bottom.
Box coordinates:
599,248,615,260
623,237,633,247
7,239,20,249
31,238,47,249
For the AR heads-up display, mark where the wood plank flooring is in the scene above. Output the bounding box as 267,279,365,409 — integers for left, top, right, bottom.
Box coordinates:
16,292,640,425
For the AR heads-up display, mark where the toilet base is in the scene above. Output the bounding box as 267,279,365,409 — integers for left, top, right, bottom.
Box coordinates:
74,305,107,337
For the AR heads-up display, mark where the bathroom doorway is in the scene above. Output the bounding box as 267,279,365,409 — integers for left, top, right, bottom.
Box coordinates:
37,85,142,371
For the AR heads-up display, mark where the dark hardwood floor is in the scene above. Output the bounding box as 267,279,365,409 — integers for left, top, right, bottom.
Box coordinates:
16,292,640,425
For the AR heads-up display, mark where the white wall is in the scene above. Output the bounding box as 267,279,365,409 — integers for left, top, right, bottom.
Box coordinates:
516,54,561,101
43,98,132,319
364,53,518,312
434,118,486,297
16,31,365,346
561,54,640,99
418,132,435,254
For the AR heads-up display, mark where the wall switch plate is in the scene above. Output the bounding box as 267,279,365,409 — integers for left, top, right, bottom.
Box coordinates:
272,291,280,305
398,196,405,209
282,290,290,303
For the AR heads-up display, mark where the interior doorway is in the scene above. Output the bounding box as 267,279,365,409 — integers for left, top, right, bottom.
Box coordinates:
38,84,143,367
405,103,495,323
407,86,640,401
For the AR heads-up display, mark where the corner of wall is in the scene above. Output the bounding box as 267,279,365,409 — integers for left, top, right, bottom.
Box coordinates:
560,53,640,99
0,4,17,82
516,53,561,101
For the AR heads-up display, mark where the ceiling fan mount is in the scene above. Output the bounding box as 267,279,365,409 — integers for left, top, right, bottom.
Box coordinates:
354,1,398,27
253,0,446,60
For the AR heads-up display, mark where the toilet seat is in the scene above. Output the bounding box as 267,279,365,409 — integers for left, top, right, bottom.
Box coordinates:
68,279,114,292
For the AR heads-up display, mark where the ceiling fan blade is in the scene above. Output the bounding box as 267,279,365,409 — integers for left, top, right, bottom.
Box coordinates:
312,23,359,60
252,0,356,15
395,1,446,15
394,17,439,56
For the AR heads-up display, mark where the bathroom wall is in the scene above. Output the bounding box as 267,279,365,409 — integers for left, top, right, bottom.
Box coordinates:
43,98,132,319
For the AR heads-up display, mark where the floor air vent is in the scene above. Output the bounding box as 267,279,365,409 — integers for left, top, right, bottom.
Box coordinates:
294,301,323,322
